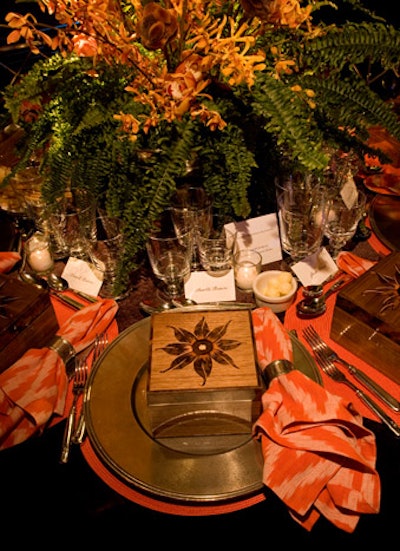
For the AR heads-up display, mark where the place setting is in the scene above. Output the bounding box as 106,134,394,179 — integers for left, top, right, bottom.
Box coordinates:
76,175,400,530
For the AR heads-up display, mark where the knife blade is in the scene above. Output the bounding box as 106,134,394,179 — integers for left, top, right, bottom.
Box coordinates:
343,362,400,412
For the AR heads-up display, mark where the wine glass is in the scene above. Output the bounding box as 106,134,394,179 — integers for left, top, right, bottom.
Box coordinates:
170,186,212,270
275,173,330,266
146,230,192,306
324,189,367,259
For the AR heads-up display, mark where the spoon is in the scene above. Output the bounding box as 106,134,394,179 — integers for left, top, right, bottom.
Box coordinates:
46,273,69,292
19,270,49,290
46,273,98,303
296,278,349,318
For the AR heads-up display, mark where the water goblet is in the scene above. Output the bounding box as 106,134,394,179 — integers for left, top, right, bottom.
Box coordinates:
146,231,192,306
275,173,330,266
89,212,126,299
324,189,367,259
170,186,213,270
48,188,97,260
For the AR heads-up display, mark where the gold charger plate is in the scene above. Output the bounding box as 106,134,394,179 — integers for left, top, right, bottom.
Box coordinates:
369,195,400,251
85,316,321,503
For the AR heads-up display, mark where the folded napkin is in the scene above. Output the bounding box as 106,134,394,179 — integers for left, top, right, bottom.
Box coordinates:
0,251,21,274
251,307,380,533
0,298,118,450
336,251,375,278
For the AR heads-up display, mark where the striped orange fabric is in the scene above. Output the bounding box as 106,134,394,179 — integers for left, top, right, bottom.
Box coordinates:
251,307,380,532
0,251,21,273
336,251,375,278
0,298,118,449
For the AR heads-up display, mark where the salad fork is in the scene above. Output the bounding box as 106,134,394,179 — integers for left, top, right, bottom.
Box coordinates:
73,332,108,444
60,360,88,463
304,325,400,412
303,327,400,438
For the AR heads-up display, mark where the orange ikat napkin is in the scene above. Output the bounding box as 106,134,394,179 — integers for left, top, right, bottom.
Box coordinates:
251,307,380,533
0,251,21,274
336,251,376,278
0,298,118,450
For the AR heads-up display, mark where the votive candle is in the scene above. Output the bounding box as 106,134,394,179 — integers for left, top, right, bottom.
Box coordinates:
233,249,262,291
26,232,54,274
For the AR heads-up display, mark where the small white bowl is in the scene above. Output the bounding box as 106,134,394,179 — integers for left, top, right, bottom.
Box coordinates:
252,270,298,313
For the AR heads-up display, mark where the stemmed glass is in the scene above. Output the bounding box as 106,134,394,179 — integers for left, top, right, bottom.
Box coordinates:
275,173,330,266
170,186,212,270
146,230,192,307
324,189,367,259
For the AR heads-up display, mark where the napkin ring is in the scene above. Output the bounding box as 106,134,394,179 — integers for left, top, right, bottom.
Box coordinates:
48,336,76,364
260,359,294,385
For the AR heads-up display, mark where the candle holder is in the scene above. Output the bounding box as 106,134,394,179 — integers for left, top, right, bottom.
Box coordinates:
233,249,262,292
25,232,55,276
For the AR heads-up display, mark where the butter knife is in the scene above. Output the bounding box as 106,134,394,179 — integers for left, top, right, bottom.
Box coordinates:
50,291,85,310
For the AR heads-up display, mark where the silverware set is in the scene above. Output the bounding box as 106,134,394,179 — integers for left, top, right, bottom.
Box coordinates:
73,332,108,445
303,325,400,438
60,359,88,463
60,331,108,463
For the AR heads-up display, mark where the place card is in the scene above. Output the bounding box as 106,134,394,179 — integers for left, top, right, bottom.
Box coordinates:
184,269,236,303
225,214,282,265
290,248,338,287
61,257,103,296
340,174,359,209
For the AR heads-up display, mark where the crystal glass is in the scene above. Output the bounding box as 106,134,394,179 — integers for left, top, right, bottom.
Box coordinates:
275,173,330,265
324,189,367,259
146,231,192,303
89,212,126,299
170,186,212,270
48,189,97,260
197,214,237,277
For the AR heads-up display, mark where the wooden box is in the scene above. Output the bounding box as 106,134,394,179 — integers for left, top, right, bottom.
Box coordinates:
0,274,59,373
330,251,400,384
147,309,261,438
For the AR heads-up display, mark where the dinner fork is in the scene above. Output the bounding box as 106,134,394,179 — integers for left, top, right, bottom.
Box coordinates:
60,360,88,463
303,328,400,438
73,332,108,444
304,325,400,412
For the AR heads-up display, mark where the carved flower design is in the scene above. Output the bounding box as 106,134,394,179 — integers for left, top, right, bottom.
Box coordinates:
158,316,242,385
363,266,400,313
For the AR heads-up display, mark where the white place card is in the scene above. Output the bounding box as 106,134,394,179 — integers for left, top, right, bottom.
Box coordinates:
61,257,103,296
225,214,282,265
184,269,236,303
290,248,339,287
340,175,358,209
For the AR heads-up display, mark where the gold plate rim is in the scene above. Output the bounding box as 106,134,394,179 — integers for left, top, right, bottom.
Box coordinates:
85,316,321,503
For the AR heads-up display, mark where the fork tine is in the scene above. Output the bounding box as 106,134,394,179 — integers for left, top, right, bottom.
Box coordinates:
73,333,107,444
303,327,333,374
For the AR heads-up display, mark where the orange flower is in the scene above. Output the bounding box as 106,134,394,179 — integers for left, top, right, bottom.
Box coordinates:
241,0,312,28
72,34,99,57
137,1,178,50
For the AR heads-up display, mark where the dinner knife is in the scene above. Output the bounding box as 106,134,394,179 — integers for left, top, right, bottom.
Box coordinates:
340,361,400,412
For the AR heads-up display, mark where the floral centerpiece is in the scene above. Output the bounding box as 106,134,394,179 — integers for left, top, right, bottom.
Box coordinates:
2,0,400,294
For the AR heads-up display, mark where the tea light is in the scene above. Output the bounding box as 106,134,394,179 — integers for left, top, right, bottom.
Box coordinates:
233,249,262,291
26,233,54,274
